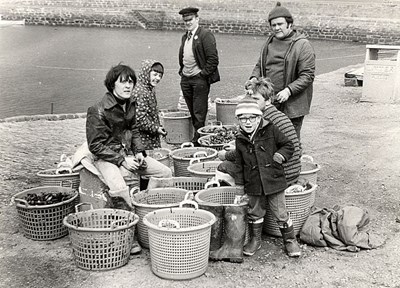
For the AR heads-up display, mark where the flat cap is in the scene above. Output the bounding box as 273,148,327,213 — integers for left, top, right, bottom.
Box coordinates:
179,7,199,16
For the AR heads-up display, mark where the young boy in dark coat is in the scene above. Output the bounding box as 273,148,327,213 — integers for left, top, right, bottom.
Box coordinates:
234,96,301,257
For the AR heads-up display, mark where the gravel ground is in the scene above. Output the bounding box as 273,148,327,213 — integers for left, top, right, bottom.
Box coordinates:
1,65,400,288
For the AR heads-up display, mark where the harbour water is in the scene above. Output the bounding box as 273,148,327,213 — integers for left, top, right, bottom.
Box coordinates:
0,25,366,119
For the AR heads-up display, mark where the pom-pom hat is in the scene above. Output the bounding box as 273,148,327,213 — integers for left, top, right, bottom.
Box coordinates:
268,2,292,21
235,96,262,116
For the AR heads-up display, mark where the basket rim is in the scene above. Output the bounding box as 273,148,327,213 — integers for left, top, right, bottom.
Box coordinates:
37,169,79,178
131,188,189,208
12,186,78,209
215,98,239,104
194,186,245,204
300,163,321,175
187,161,222,175
197,124,238,135
162,111,191,119
142,207,216,233
285,183,318,197
170,147,218,160
63,209,139,232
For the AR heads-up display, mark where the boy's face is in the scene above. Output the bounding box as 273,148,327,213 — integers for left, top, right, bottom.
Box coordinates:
113,75,134,99
251,92,267,110
237,113,261,134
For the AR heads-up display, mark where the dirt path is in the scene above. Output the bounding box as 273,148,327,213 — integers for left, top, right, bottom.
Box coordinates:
1,65,400,288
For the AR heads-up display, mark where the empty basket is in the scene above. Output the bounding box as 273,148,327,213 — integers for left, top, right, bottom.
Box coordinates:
37,169,80,190
143,201,216,280
63,204,139,271
131,187,189,248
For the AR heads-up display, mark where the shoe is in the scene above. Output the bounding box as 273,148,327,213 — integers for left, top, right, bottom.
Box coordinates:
243,220,263,256
279,223,301,257
130,240,142,255
209,204,247,263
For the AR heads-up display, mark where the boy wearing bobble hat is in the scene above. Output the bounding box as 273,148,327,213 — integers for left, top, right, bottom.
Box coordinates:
234,96,301,257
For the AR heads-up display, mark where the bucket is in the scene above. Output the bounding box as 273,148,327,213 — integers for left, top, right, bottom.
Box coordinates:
215,98,239,125
161,111,193,144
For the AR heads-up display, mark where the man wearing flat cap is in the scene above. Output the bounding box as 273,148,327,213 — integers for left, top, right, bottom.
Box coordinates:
249,2,315,144
178,7,220,145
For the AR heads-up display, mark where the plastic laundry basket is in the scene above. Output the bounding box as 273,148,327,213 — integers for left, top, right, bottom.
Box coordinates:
12,186,78,240
63,204,139,271
263,183,317,237
187,159,222,181
37,169,80,190
146,147,171,167
143,200,216,280
131,187,189,248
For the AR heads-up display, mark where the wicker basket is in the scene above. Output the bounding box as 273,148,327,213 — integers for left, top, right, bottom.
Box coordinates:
131,188,189,248
195,184,250,250
12,186,78,241
197,122,238,137
63,204,139,271
197,134,235,151
37,169,80,190
170,143,218,177
143,201,216,280
148,176,210,192
146,147,171,167
299,155,321,205
263,183,317,237
187,159,222,181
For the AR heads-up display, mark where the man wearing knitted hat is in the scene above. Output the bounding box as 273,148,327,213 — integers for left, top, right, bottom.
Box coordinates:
249,2,315,143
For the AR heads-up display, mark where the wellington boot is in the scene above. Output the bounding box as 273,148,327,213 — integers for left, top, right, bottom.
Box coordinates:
280,224,301,257
209,204,247,263
108,187,133,211
243,221,263,256
199,204,224,251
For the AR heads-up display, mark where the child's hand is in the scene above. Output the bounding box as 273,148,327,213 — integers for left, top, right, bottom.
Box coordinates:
218,150,227,161
273,152,285,164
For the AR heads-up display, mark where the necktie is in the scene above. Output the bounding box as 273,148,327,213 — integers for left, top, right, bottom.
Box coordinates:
187,31,192,40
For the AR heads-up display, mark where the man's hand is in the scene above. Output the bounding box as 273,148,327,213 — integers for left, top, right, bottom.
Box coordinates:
158,127,167,136
121,156,140,172
276,88,291,103
136,152,145,166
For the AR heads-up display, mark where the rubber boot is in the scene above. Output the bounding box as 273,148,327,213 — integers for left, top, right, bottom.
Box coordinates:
108,187,132,211
243,219,263,256
199,204,224,251
139,176,149,191
279,223,301,257
209,204,247,263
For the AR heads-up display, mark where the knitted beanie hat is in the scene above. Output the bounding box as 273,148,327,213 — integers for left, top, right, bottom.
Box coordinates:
268,2,292,22
235,96,262,116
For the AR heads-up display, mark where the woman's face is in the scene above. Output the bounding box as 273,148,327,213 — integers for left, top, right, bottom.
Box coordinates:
113,75,134,99
149,70,163,87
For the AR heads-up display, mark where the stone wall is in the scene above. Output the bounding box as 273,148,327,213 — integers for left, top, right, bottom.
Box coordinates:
1,0,400,44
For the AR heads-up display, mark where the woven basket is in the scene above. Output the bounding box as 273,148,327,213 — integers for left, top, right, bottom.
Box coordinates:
299,155,321,205
146,147,171,167
187,160,222,181
131,188,189,248
263,183,317,237
197,134,235,151
63,205,139,271
143,201,216,280
195,185,250,250
12,186,78,240
170,143,218,177
37,169,80,190
148,177,210,193
197,122,238,137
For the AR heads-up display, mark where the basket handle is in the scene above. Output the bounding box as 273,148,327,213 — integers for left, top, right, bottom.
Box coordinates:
223,143,235,151
205,180,220,189
301,155,314,163
193,151,207,158
111,219,129,229
75,202,93,213
129,187,140,198
179,199,199,209
189,158,201,165
181,142,194,148
13,197,29,207
158,219,180,229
